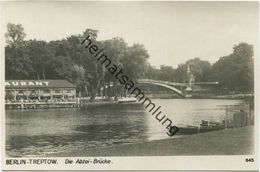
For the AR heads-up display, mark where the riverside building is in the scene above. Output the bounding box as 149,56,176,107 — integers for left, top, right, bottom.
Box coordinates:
5,80,76,101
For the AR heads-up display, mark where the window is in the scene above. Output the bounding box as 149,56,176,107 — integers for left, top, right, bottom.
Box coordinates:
43,89,50,93
18,90,25,94
55,90,61,93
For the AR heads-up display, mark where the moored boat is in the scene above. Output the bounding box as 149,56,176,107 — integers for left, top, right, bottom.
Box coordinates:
176,120,225,135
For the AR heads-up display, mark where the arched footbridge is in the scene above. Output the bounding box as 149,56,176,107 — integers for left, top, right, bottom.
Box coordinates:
138,79,219,98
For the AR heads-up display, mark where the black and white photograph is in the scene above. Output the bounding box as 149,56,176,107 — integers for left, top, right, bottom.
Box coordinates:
0,1,258,171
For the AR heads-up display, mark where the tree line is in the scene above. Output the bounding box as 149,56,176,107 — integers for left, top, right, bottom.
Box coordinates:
5,23,254,100
145,42,254,93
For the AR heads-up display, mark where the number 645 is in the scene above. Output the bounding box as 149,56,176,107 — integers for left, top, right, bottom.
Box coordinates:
245,158,254,162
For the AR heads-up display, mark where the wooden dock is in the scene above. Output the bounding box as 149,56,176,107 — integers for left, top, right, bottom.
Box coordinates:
5,100,121,110
5,101,77,109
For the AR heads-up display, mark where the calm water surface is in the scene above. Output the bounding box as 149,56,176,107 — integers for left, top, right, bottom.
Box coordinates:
6,99,243,157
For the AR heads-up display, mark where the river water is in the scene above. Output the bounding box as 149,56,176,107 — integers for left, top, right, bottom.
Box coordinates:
5,99,243,157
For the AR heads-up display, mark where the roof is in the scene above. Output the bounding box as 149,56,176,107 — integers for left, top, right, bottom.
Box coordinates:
5,80,76,89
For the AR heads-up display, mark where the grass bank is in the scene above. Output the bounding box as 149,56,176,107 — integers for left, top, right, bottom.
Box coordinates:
49,126,254,157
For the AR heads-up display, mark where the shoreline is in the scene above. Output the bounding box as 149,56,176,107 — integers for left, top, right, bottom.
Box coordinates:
145,94,254,100
5,95,252,110
49,126,254,157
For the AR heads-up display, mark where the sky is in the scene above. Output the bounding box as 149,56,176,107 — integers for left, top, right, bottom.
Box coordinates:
1,1,258,68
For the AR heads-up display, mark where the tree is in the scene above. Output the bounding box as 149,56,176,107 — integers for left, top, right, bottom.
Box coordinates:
159,65,175,81
120,44,149,81
80,29,105,101
51,55,72,80
101,37,126,82
5,44,34,79
212,42,254,92
173,64,188,83
5,23,26,46
172,58,212,83
186,58,212,82
143,64,161,80
100,37,127,99
4,24,153,99
5,23,32,79
25,40,54,79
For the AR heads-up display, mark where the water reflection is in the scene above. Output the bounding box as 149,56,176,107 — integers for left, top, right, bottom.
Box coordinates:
6,104,148,157
6,99,243,157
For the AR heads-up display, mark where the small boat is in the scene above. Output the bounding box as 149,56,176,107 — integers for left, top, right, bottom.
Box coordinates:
118,97,137,104
200,120,224,128
177,125,200,135
176,120,225,135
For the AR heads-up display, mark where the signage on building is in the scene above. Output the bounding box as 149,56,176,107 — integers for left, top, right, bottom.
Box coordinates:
5,81,50,87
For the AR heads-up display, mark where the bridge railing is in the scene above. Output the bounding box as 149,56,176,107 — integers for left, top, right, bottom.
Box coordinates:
139,79,219,86
138,79,188,87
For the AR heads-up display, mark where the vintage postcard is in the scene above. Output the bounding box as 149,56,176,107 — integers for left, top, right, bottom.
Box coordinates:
0,1,259,171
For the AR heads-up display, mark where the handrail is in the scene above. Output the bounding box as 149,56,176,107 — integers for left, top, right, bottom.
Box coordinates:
138,79,219,85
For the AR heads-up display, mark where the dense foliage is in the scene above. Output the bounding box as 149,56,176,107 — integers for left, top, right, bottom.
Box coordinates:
5,24,150,100
5,23,254,100
144,47,254,93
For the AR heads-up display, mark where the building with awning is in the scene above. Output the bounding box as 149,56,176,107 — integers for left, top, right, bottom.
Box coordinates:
5,80,76,100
